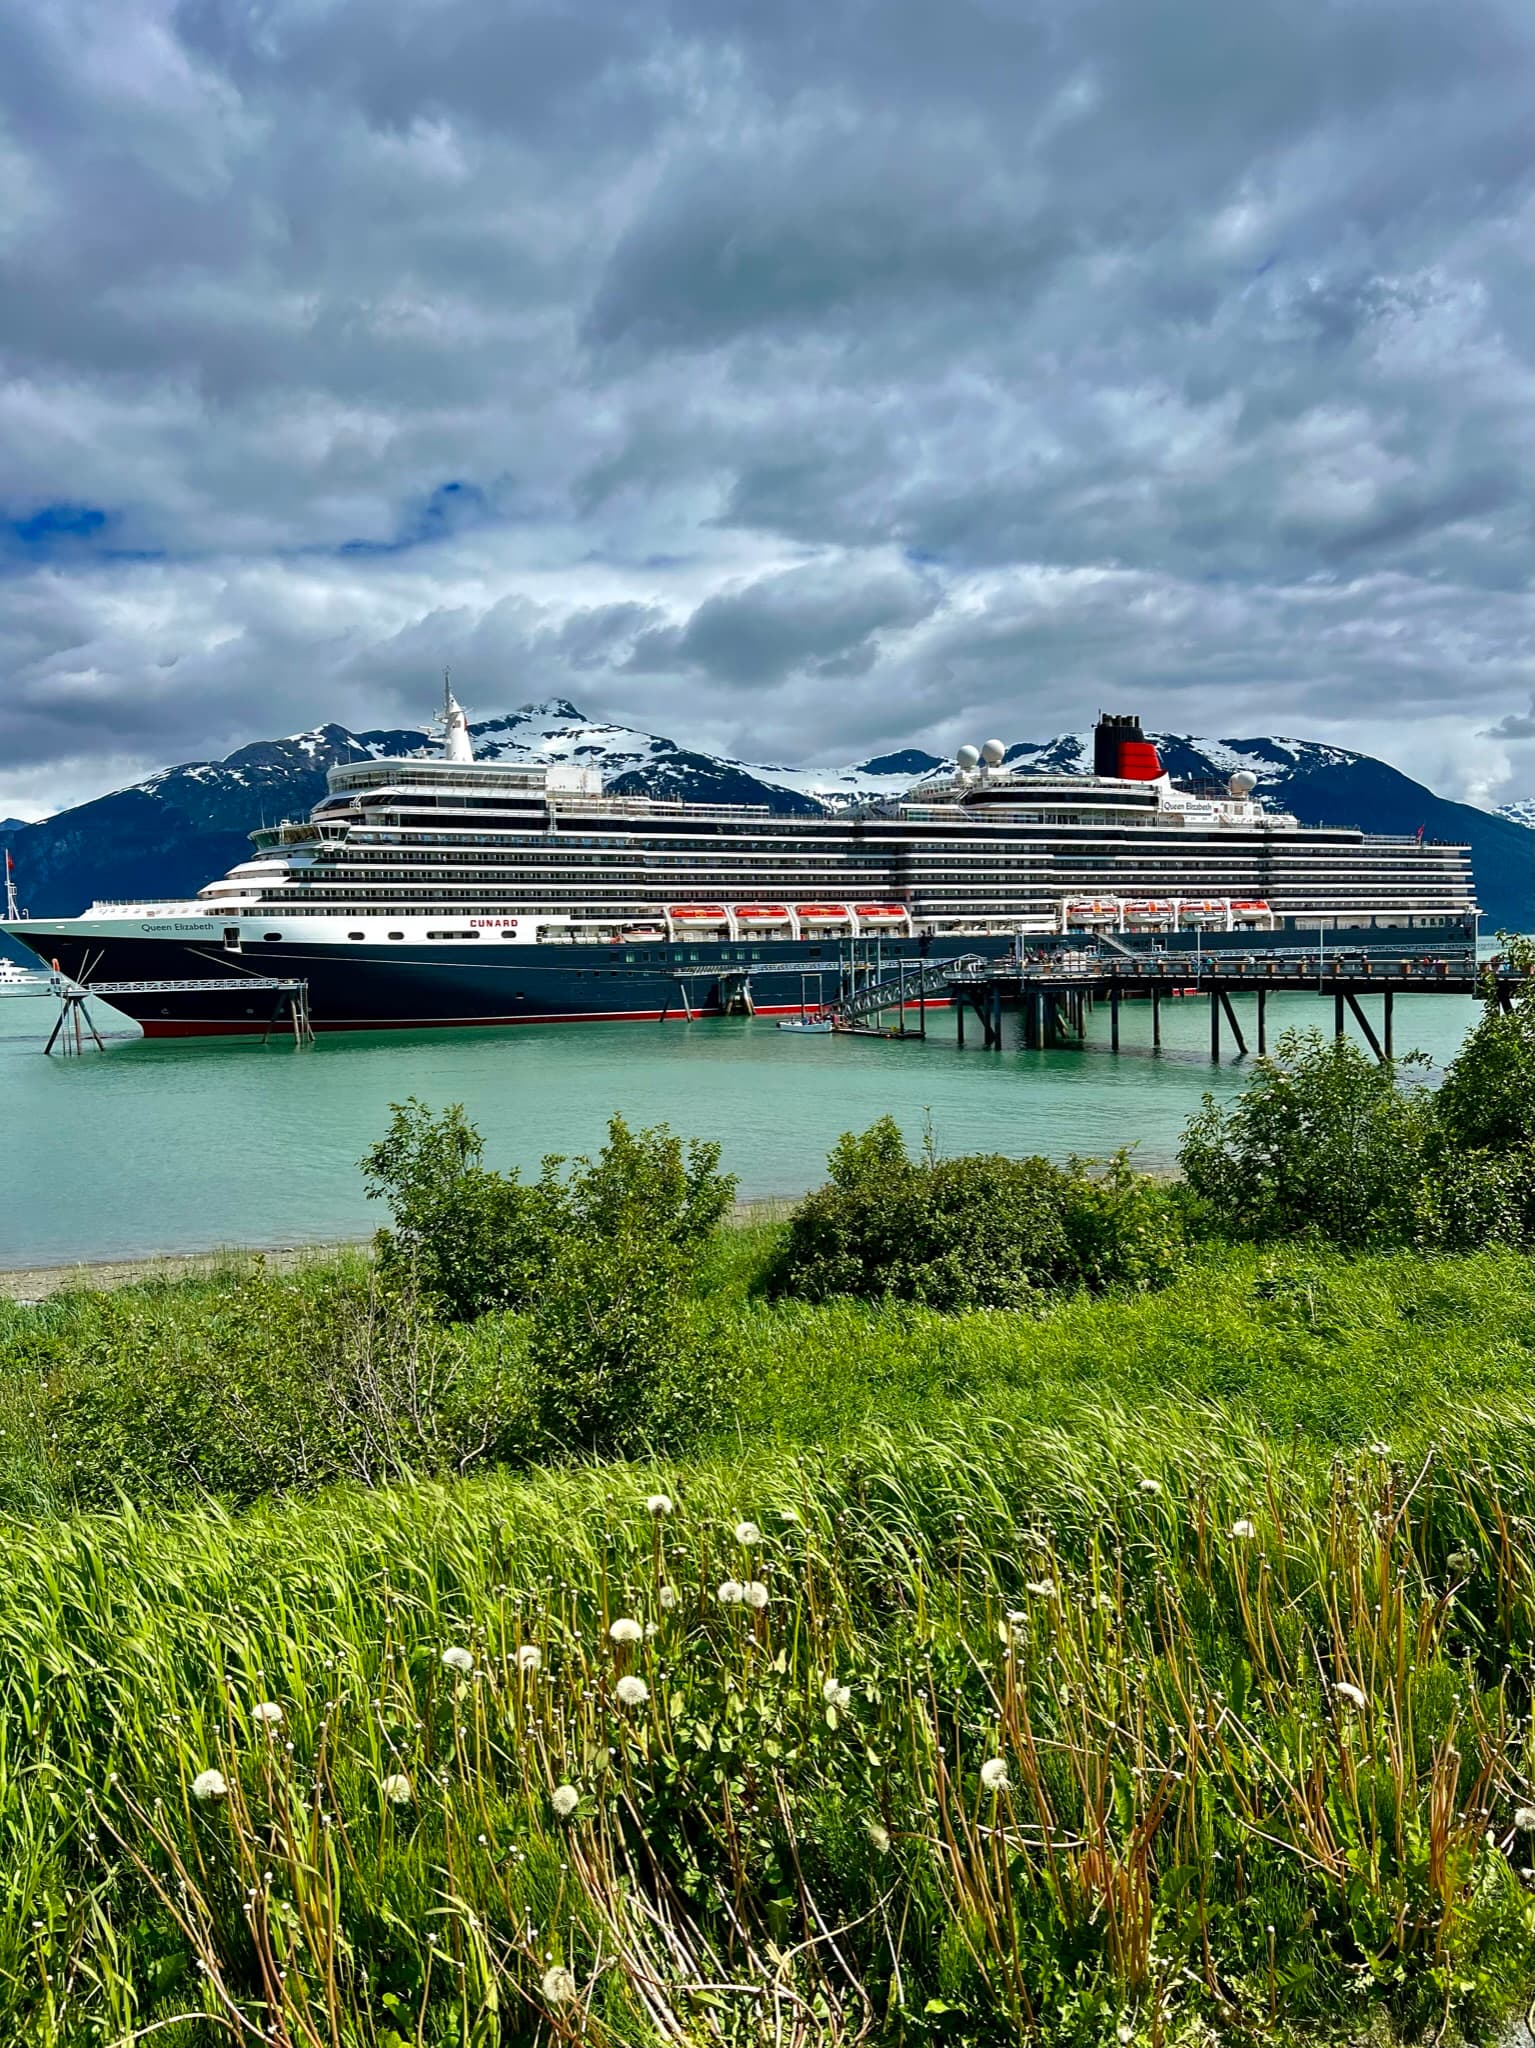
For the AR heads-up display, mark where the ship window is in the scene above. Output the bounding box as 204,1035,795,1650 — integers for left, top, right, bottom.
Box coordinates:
348,931,365,941
263,932,283,942
388,931,405,941
427,929,480,940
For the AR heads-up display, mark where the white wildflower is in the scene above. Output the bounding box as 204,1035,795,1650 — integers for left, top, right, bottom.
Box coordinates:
646,1494,674,1517
658,1585,679,1610
1514,1807,1535,1831
1334,1681,1368,1710
441,1647,474,1675
733,1521,762,1547
192,1769,228,1802
980,1758,1010,1794
615,1675,649,1709
1229,1519,1258,1540
822,1676,853,1711
743,1581,769,1610
1025,1579,1056,1599
251,1702,284,1727
551,1784,580,1820
381,1773,412,1805
1367,1442,1391,1458
517,1644,542,1673
716,1580,745,1605
1137,1477,1162,1496
608,1617,644,1645
541,1964,579,2004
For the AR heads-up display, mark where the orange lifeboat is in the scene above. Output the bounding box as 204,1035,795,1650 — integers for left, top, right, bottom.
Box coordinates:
796,903,851,922
853,903,908,921
669,905,729,923
735,903,792,923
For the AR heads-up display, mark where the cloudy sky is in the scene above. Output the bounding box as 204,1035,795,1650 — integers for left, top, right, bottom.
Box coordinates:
1,0,1531,819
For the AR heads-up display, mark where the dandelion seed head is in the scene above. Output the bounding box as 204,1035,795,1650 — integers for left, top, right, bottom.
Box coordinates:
381,1773,412,1805
716,1580,745,1605
441,1647,474,1675
733,1521,762,1547
615,1675,649,1708
1515,1807,1535,1831
192,1769,228,1802
1334,1682,1368,1710
516,1644,542,1673
980,1758,1010,1793
251,1702,283,1726
866,1821,891,1853
646,1494,674,1518
609,1617,644,1645
552,1784,580,1819
1137,1478,1162,1496
542,1965,578,2004
743,1581,769,1610
1229,1519,1258,1540
658,1586,678,1610
1025,1579,1056,1599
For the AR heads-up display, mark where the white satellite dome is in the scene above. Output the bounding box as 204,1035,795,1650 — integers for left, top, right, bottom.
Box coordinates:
1228,770,1258,797
979,739,1007,767
955,744,981,771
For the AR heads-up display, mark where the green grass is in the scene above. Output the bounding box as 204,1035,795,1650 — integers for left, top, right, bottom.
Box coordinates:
0,1238,1532,2043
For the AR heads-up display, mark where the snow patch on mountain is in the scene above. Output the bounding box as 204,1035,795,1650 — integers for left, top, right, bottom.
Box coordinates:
1497,799,1535,830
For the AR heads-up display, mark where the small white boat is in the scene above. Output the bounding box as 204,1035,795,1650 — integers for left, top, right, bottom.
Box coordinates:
777,1016,834,1034
0,957,53,996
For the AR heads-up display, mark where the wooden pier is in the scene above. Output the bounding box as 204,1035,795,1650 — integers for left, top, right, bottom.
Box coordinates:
937,947,1500,1059
44,976,315,1051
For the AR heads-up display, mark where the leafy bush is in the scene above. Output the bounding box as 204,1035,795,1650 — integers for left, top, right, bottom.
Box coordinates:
1178,1030,1438,1248
10,1268,534,1511
363,1100,736,1327
528,1120,736,1454
767,1116,1183,1307
362,1099,556,1321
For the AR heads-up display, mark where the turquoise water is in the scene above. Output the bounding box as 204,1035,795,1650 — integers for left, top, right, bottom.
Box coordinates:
0,983,1483,1269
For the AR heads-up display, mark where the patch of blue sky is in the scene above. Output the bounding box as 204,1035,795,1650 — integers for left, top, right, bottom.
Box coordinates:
337,479,493,556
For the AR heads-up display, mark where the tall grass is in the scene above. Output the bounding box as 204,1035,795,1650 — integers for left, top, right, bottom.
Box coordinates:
4,1397,1535,2043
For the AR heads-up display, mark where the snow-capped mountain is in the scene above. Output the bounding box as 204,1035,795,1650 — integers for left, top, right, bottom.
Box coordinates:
1498,799,1535,831
2,699,1530,931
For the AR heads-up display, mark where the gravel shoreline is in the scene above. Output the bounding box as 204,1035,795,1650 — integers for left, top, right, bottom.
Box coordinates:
0,1198,801,1303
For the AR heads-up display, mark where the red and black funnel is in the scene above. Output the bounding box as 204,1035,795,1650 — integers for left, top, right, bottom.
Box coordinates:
1093,714,1163,780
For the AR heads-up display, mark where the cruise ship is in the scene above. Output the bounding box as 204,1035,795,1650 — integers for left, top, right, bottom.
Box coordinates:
1,699,1477,1036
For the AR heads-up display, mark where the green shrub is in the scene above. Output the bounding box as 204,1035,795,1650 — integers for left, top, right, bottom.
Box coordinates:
13,1270,535,1511
767,1116,1183,1307
1178,1030,1437,1248
527,1121,736,1455
362,1099,557,1321
363,1101,736,1325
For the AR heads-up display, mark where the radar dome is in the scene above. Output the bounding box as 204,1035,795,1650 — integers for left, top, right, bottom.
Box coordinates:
980,739,1007,767
1228,770,1258,797
955,744,981,771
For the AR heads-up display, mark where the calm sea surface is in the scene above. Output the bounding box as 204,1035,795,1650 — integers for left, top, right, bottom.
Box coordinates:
0,980,1485,1269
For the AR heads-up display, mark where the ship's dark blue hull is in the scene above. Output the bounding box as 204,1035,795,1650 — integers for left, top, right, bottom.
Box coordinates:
18,930,1021,1036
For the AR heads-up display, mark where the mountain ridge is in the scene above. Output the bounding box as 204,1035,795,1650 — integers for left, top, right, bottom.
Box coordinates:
2,700,1529,931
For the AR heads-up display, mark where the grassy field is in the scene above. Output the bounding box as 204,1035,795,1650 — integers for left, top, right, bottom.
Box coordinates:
0,1236,1533,2044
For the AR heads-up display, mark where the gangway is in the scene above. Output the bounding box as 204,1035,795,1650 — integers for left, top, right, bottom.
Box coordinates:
816,953,989,1032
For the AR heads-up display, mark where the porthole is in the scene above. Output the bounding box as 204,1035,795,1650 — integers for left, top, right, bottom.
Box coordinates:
388,931,405,941
263,932,283,941
348,931,365,941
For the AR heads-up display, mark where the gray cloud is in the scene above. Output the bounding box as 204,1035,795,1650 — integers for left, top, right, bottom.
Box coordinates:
0,0,1529,818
